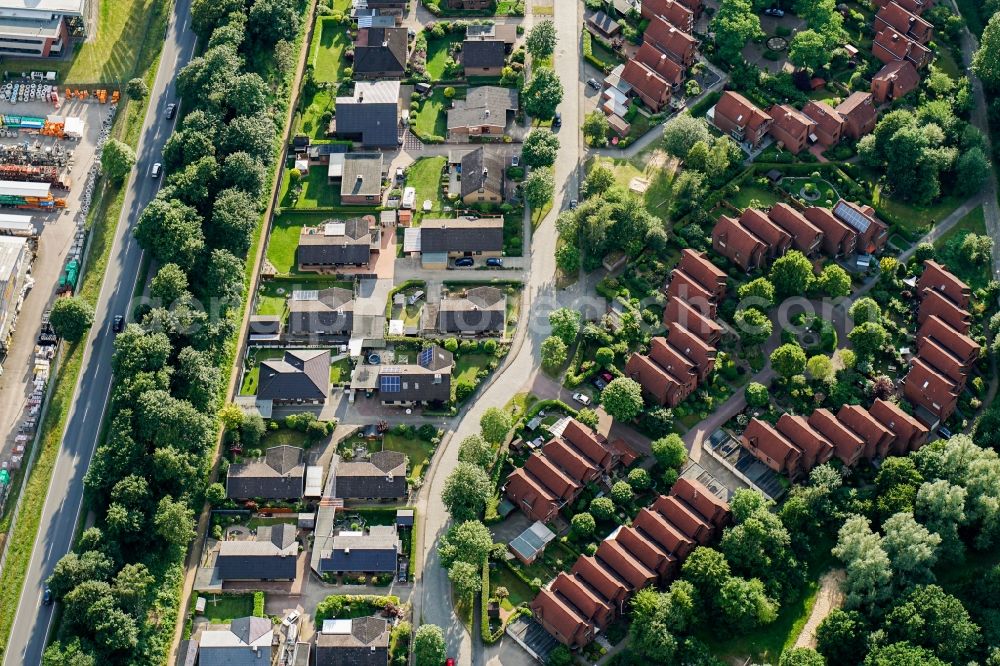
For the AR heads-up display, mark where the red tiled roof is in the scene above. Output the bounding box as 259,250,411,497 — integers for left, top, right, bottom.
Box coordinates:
633,507,696,557
611,526,677,578
668,268,716,308
876,1,933,43
550,573,614,627
641,0,695,30
595,539,657,590
634,42,685,87
571,556,629,606
739,208,792,257
918,260,971,309
903,358,960,423
663,298,722,342
803,206,857,255
649,338,697,382
712,214,768,271
801,101,844,137
625,351,688,407
871,60,920,102
917,336,968,386
620,60,670,110
665,321,717,377
644,15,697,63
918,289,972,334
679,248,727,301
741,418,804,475
776,413,835,468
808,408,866,465
669,477,730,528
651,495,712,544
873,28,931,66
835,92,878,126
837,404,895,459
531,588,593,647
525,453,580,500
505,467,560,520
541,439,599,486
918,315,979,365
870,398,929,451
715,91,772,134
562,419,614,470
768,104,816,145
768,203,824,254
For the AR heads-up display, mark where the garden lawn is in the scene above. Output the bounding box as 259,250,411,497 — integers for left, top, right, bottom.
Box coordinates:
406,156,447,221
267,211,356,275
262,428,309,449
492,565,535,608
383,434,435,482
413,88,450,141
330,357,351,384
312,16,351,82
256,277,355,314
590,38,623,70
781,177,841,202
201,594,255,624
426,32,463,80
873,187,963,237
240,348,286,396
455,354,491,385
391,302,423,327
280,167,342,209
731,184,781,210
934,205,991,291
297,86,334,140
589,145,676,221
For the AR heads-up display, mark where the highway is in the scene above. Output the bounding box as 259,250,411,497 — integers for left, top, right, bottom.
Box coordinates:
2,1,196,663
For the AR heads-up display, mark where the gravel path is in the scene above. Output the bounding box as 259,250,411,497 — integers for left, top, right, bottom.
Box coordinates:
793,569,846,650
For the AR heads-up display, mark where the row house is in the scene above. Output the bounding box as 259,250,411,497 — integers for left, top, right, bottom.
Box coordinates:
640,0,695,31
712,214,769,272
831,199,888,254
875,1,933,45
767,104,817,155
803,206,857,257
768,203,824,255
644,15,698,67
741,398,930,479
801,100,845,147
635,41,685,90
629,250,725,406
872,60,921,103
620,59,671,113
834,92,879,140
531,479,730,648
505,420,622,522
711,91,773,149
873,29,933,69
874,0,933,15
903,261,979,426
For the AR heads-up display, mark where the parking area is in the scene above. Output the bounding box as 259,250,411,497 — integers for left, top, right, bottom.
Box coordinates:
0,95,114,477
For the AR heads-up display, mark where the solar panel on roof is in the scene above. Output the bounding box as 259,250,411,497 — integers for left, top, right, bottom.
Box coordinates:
833,201,871,233
380,375,401,393
418,347,433,368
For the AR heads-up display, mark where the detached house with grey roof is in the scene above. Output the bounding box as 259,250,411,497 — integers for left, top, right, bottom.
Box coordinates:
459,147,505,204
332,450,409,500
377,345,454,405
256,349,331,406
353,27,408,79
216,523,299,582
198,617,273,666
315,617,391,666
226,445,306,500
297,217,378,271
319,525,402,575
333,81,400,148
463,37,507,76
438,286,507,335
287,287,354,338
447,86,519,140
418,217,504,269
339,153,385,205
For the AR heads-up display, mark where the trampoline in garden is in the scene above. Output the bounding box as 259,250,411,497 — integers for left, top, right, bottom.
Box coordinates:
368,354,381,364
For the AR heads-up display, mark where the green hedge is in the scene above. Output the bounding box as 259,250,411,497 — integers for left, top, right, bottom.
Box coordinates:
688,90,722,118
253,592,265,617
524,399,578,421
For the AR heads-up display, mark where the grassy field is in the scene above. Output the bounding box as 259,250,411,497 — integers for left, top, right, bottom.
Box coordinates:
406,156,448,221
413,88,451,140
731,184,781,210
312,16,351,82
426,33,463,80
383,433,435,482
266,211,364,276
589,145,676,222
934,205,990,291
200,594,255,623
492,564,535,609
297,86,334,140
873,187,963,236
2,0,159,84
280,167,342,209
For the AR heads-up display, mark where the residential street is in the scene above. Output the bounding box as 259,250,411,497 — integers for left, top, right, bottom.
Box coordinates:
2,2,197,664
410,2,584,664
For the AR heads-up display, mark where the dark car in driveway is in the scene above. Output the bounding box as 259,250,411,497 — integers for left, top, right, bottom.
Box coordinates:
454,257,474,267
486,257,503,267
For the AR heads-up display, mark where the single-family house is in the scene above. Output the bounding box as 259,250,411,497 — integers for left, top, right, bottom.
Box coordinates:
620,59,670,112
459,147,505,204
644,16,697,67
665,322,716,381
314,617,390,666
377,345,454,405
320,525,401,575
871,60,921,103
339,153,385,205
353,27,408,79
801,100,845,147
463,38,506,76
438,285,507,335
297,217,377,271
226,445,306,500
667,268,716,316
418,217,504,268
677,248,728,302
331,450,408,500
711,91,773,148
257,349,331,406
767,104,816,155
650,494,713,544
333,81,400,148
199,617,273,666
670,477,731,530
834,92,878,140
216,524,299,582
918,315,979,367
447,86,519,139
287,287,354,337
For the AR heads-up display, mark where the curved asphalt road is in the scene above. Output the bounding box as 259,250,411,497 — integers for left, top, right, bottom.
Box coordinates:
2,2,196,664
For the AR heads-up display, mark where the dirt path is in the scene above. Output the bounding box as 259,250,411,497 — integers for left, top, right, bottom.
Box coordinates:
794,569,846,650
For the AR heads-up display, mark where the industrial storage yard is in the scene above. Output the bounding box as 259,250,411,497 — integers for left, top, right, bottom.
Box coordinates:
0,86,114,507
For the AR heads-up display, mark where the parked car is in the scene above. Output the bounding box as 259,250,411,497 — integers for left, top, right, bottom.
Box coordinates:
151,162,162,178
407,290,424,305
593,376,608,390
446,659,455,666
572,392,592,406
112,315,125,333
510,155,520,167
587,78,601,90
454,257,475,267
282,610,300,627
553,112,562,127
937,426,952,439
486,257,503,267
763,7,784,16
165,103,176,119
43,588,52,606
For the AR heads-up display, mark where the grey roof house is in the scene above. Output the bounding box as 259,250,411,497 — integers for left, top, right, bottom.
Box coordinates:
216,523,299,581
226,445,306,500
463,38,507,75
198,617,273,666
256,349,331,403
334,81,400,148
439,286,507,335
315,617,390,666
340,153,385,205
447,86,519,139
287,287,355,337
332,450,408,500
320,525,401,574
420,217,504,258
459,148,505,202
353,27,408,78
297,218,375,270
377,345,454,405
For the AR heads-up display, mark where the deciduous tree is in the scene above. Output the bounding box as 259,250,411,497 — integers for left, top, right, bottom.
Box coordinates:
101,139,136,183
526,20,557,59
522,129,559,167
442,462,492,521
601,377,644,422
522,68,563,120
480,407,513,445
50,297,94,343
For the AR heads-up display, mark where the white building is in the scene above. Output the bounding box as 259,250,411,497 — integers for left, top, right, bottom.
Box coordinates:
0,0,89,58
0,235,29,351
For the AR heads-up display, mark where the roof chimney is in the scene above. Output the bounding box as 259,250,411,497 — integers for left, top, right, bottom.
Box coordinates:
357,174,364,183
